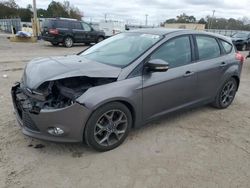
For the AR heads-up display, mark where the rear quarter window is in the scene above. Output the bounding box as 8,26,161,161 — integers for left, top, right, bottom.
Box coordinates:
220,40,233,54
42,20,54,28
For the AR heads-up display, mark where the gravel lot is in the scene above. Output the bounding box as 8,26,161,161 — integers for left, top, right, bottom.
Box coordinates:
0,34,250,188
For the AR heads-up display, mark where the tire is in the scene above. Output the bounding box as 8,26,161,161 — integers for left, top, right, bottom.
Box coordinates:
51,42,59,46
241,44,247,51
84,102,132,152
64,36,73,48
96,36,104,43
212,78,237,109
85,42,90,46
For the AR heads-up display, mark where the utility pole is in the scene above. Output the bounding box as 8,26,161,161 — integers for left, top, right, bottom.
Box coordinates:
145,14,148,26
32,0,38,37
104,13,108,22
209,10,215,29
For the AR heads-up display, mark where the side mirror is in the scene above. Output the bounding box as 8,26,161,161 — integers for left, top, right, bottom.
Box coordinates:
146,59,169,72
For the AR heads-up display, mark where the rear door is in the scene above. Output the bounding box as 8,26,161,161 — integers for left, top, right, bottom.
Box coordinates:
41,19,54,37
194,35,233,101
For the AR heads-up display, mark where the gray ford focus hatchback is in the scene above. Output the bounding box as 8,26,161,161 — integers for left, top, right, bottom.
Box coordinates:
11,28,244,151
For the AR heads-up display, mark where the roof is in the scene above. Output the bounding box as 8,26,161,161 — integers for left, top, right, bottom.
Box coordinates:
128,27,232,42
128,28,185,35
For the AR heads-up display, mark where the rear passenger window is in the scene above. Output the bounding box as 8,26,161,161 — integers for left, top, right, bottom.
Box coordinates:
196,36,220,60
55,21,68,28
220,40,232,54
71,22,82,30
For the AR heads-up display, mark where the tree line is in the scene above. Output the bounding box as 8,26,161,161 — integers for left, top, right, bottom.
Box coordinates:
0,0,83,21
163,13,250,31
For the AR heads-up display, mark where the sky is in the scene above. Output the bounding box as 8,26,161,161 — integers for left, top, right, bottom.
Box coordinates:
15,0,250,25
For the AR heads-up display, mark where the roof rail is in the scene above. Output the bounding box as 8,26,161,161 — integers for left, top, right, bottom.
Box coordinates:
56,17,78,21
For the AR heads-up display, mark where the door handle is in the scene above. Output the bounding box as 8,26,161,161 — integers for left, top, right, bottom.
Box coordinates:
220,62,227,67
183,71,195,77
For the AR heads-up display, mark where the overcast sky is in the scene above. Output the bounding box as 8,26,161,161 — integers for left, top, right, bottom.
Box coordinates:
16,0,250,25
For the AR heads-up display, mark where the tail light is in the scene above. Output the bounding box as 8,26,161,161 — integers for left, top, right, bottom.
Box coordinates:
49,29,59,35
235,52,245,63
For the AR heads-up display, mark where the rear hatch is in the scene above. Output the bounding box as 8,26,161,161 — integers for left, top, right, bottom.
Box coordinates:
41,19,55,37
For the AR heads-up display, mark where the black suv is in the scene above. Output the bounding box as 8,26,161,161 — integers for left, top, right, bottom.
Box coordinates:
41,18,105,47
231,32,250,51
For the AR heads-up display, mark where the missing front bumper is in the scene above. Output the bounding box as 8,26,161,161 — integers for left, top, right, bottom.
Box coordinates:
11,83,91,143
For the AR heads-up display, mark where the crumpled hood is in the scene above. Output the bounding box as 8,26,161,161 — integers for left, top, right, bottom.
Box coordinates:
23,55,121,89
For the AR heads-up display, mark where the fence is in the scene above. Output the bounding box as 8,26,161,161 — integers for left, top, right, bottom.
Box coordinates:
205,29,248,37
0,18,21,33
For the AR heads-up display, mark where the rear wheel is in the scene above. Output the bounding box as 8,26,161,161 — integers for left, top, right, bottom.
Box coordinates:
212,78,237,109
64,37,73,48
84,102,132,152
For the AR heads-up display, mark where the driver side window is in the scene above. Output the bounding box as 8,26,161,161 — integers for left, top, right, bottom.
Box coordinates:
81,22,91,31
151,36,192,69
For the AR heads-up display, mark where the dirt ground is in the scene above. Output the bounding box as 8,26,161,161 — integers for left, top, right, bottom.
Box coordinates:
0,34,250,188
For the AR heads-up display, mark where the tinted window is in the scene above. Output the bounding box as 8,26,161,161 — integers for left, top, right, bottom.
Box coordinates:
151,36,191,68
196,36,220,60
220,40,232,54
55,20,69,28
81,23,91,31
71,22,82,29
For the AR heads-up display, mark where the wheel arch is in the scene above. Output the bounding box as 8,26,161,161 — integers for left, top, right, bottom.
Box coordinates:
82,98,137,141
64,35,74,42
231,75,240,91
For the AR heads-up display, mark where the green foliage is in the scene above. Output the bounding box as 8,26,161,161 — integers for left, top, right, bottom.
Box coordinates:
164,13,250,31
0,0,83,21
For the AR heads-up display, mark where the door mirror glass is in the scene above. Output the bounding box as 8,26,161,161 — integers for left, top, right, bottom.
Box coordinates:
146,59,169,72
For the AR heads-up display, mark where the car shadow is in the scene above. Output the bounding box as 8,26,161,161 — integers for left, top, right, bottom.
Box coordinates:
24,104,217,156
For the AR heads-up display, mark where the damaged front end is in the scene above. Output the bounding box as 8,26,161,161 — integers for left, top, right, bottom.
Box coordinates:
11,76,116,137
14,76,117,114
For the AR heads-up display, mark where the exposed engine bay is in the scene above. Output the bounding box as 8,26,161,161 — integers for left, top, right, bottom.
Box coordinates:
13,76,116,115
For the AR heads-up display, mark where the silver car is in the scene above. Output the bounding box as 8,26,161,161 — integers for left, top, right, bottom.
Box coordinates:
11,29,244,151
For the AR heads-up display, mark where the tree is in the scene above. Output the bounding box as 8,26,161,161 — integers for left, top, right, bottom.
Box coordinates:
176,13,196,23
18,8,32,22
165,18,176,23
198,18,207,24
47,1,69,18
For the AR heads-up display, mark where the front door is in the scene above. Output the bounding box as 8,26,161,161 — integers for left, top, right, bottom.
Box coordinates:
71,21,85,42
142,35,198,121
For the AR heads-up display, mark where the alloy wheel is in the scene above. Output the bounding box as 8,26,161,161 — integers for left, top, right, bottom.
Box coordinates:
220,80,236,107
94,110,128,147
65,37,73,48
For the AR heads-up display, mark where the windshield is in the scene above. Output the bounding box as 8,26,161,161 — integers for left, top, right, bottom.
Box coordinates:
232,32,248,38
80,32,161,68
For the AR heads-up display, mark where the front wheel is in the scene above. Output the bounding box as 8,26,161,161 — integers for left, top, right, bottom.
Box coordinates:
84,102,132,152
96,36,104,43
212,78,237,109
